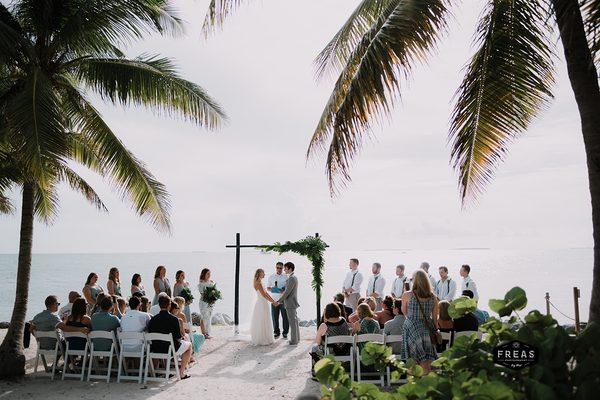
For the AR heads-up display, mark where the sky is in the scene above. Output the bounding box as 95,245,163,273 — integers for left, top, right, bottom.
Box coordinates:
0,0,593,253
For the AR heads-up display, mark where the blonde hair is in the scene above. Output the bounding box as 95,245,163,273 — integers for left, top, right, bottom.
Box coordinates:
412,270,433,299
357,303,375,319
365,297,377,312
254,269,264,283
438,300,451,321
154,265,165,279
108,267,120,284
174,296,186,309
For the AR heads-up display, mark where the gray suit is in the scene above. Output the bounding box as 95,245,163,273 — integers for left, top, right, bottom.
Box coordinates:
278,273,299,344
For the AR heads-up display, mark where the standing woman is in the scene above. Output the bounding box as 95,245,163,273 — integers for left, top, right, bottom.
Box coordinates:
131,273,146,296
152,265,171,305
401,270,439,375
107,267,122,297
197,268,215,339
83,272,104,314
173,270,192,323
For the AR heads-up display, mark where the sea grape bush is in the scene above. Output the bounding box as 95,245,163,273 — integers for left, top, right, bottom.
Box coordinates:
314,287,600,400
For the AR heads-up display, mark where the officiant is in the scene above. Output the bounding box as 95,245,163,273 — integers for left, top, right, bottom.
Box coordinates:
268,262,289,339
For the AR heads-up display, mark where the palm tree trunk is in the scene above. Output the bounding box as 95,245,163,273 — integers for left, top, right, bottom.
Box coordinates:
552,0,600,324
0,183,35,377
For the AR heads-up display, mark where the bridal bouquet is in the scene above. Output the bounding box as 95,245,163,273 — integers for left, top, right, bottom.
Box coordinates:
180,287,194,305
202,285,222,306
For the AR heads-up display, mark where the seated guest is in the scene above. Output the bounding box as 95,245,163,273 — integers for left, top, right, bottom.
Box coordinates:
384,299,405,354
61,298,91,351
116,297,127,317
462,290,489,325
30,296,63,350
148,295,192,379
170,299,187,337
309,303,351,372
91,293,106,315
376,296,395,327
347,297,366,323
140,296,150,313
349,297,378,324
437,300,454,330
353,303,381,351
334,293,353,317
59,291,80,320
149,292,168,316
120,296,151,352
90,296,121,351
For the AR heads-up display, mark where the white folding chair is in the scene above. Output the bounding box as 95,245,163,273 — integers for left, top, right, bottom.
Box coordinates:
384,334,405,385
87,331,119,382
324,335,355,381
32,330,62,379
144,333,180,383
355,333,385,386
61,332,89,381
117,331,146,383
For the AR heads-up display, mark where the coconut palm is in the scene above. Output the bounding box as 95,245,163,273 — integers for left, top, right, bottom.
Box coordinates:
0,0,226,376
203,0,600,324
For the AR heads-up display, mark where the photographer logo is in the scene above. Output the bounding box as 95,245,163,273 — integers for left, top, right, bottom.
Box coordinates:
493,340,538,370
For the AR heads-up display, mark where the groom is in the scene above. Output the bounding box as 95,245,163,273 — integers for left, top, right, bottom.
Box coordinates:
275,262,300,345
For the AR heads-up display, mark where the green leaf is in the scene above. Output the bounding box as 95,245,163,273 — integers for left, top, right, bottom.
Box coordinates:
449,296,477,319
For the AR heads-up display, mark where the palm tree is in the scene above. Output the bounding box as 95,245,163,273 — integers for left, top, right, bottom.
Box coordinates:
0,0,226,376
203,0,600,324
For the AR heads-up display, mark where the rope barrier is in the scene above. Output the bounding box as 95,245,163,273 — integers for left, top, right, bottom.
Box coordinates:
548,300,577,322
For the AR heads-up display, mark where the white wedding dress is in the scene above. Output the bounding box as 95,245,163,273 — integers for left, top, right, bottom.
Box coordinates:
250,282,275,346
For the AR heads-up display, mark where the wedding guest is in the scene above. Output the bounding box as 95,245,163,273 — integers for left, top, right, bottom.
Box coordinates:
198,268,215,339
173,270,193,323
30,296,62,350
59,291,81,320
401,270,439,375
460,265,479,301
437,300,453,351
347,297,366,323
140,296,150,313
107,267,122,297
149,292,168,316
120,296,151,352
170,300,186,338
91,296,121,351
62,298,91,351
383,299,405,354
391,264,409,299
353,304,381,350
268,262,289,339
434,266,456,301
152,265,171,305
91,293,106,315
310,303,351,361
342,258,363,311
148,295,192,379
83,272,103,313
420,262,437,290
366,263,386,311
376,296,395,327
349,297,378,324
334,293,353,317
116,297,127,317
460,290,488,326
131,273,146,297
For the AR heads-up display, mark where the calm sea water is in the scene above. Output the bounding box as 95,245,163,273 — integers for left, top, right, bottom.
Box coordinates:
0,248,592,325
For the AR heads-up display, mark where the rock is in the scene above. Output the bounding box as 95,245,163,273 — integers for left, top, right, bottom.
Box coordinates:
191,312,201,326
299,319,317,327
222,314,233,326
211,313,234,326
0,321,9,329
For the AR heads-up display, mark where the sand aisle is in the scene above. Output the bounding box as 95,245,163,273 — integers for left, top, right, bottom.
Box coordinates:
0,326,320,399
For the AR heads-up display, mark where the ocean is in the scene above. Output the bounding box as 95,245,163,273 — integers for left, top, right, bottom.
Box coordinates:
0,248,592,325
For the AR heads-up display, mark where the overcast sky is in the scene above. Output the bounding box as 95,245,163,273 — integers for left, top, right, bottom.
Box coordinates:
0,0,592,253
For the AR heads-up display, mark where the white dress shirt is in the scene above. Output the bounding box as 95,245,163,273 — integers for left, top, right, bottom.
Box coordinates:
149,304,161,316
461,276,479,301
427,273,437,290
434,278,457,301
343,270,363,293
120,309,151,351
59,303,73,319
267,273,288,302
366,274,386,298
391,275,409,298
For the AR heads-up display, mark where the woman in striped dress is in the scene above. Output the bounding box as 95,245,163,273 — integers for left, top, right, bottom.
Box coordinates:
401,270,439,374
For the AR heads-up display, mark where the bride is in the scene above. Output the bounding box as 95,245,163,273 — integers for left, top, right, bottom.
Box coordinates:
250,268,277,345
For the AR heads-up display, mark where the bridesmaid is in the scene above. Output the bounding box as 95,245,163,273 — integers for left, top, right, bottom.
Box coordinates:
131,273,146,296
152,265,171,305
83,272,104,313
173,270,192,323
107,267,122,297
198,268,215,339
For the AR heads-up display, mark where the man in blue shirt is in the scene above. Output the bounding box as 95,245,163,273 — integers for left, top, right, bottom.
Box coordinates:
91,297,120,351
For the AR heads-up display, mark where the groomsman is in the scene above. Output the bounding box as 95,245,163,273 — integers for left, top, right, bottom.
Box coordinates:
434,266,456,301
342,258,363,311
421,262,437,289
366,263,386,311
391,264,409,299
460,264,479,301
268,262,289,339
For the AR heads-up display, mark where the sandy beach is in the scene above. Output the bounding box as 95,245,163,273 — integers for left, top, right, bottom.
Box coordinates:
0,326,320,400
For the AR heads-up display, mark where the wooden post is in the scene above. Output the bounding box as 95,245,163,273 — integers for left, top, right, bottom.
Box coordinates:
573,287,580,334
315,232,321,324
545,292,550,316
234,233,241,335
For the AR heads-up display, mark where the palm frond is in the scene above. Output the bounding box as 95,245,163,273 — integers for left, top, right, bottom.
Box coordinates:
308,0,451,195
60,84,172,232
72,55,226,129
582,0,600,65
202,0,248,36
314,0,396,80
33,177,59,224
57,163,108,212
0,192,13,214
449,0,555,203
